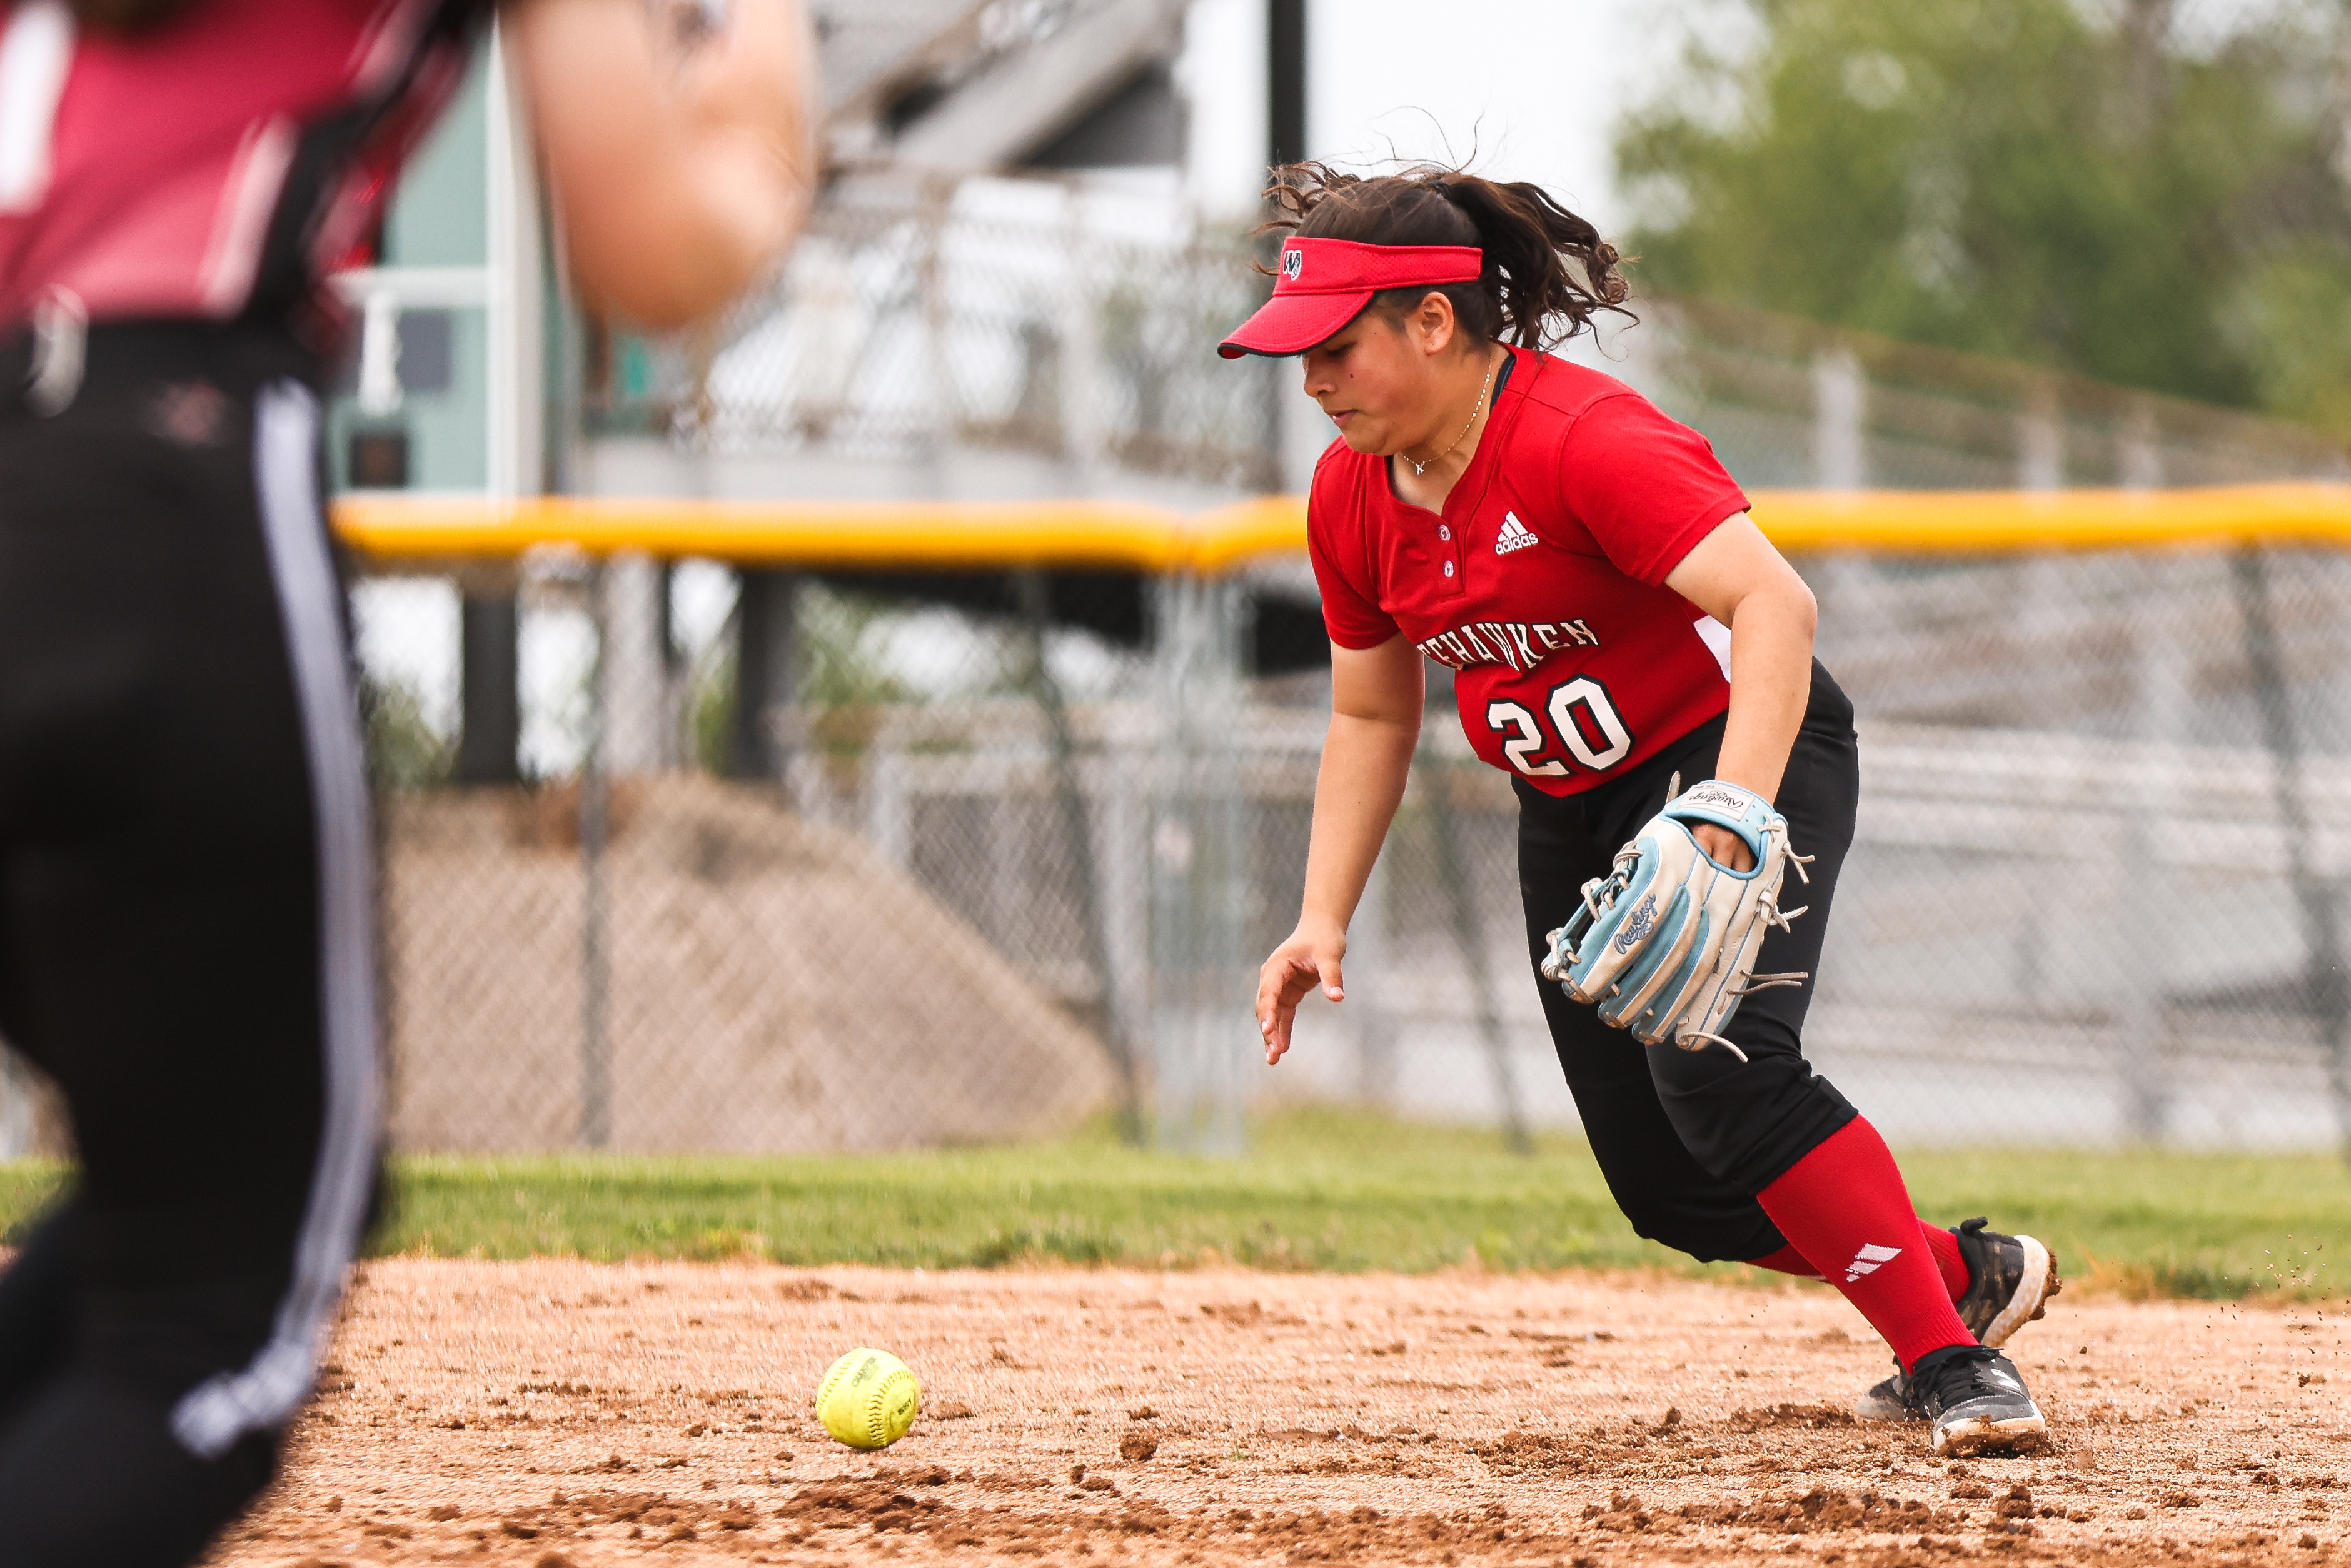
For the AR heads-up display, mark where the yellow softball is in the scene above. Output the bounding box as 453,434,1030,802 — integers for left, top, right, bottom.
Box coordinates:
815,1347,920,1450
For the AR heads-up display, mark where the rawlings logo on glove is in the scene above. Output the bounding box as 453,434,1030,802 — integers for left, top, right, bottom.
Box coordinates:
1539,778,1813,1060
1676,781,1756,816
1611,895,1658,953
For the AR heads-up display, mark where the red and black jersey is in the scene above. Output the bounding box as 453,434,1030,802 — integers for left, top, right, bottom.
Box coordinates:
0,0,490,338
1309,345,1749,797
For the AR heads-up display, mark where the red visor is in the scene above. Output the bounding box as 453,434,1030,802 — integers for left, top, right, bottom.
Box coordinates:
1217,238,1484,359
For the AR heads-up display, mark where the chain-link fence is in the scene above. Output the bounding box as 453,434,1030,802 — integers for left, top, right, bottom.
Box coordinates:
352,560,1274,1157
413,181,2351,1157
7,541,2351,1158
303,536,2351,1160
8,536,2350,1162
9,180,2351,1160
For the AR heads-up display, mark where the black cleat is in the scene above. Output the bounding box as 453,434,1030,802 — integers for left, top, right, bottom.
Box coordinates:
1853,1219,2061,1422
1854,1366,1914,1423
1952,1217,2061,1347
1905,1344,2045,1455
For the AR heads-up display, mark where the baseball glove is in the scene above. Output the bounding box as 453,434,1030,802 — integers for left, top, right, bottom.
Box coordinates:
1539,777,1812,1059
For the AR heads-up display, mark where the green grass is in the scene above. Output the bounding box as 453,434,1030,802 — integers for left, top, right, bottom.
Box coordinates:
2,1109,2343,1299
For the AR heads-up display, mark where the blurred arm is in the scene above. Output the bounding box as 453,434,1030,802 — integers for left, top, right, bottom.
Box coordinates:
508,0,818,329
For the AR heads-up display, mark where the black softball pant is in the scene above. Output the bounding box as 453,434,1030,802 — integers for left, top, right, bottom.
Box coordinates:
1517,660,1861,1263
0,325,378,1565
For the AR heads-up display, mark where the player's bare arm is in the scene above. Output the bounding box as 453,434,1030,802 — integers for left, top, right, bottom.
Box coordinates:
1257,229,1508,1067
511,0,817,328
1256,633,1422,1065
1661,514,1820,872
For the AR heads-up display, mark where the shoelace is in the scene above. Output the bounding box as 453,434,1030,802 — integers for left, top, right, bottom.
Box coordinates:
1676,1030,1750,1062
1917,1350,2025,1414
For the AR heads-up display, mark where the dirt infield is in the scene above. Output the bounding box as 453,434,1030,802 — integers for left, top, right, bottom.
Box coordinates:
210,1260,2347,1567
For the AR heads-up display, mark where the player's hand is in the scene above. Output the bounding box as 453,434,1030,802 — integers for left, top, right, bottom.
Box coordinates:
1691,820,1756,873
1256,917,1347,1067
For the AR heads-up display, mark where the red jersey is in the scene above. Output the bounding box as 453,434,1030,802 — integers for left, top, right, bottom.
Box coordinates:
1309,346,1749,798
0,0,486,336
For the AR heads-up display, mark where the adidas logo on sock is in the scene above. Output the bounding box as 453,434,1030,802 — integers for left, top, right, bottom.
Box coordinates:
1843,1242,1903,1283
1495,511,1539,555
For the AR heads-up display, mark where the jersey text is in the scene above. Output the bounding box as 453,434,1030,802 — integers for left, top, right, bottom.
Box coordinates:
1416,618,1599,673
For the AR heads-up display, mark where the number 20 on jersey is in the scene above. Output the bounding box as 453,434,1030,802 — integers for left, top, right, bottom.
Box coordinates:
1486,676,1633,778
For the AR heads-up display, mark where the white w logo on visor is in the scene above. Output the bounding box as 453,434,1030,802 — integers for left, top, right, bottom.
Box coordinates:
1281,248,1302,279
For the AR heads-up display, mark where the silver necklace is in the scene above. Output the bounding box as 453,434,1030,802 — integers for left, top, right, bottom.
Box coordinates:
1404,352,1499,476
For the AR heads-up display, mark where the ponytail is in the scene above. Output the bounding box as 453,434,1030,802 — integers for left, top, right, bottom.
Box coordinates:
1260,162,1633,350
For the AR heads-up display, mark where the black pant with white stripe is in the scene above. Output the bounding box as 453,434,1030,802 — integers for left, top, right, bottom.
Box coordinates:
0,323,378,1565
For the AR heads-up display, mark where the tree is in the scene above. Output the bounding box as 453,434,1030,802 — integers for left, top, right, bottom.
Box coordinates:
1616,0,2351,432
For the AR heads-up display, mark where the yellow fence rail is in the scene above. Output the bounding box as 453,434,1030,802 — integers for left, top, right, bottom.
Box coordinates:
334,481,2351,571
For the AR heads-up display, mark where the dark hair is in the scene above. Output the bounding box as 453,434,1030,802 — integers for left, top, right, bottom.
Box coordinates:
1260,162,1633,351
68,0,197,31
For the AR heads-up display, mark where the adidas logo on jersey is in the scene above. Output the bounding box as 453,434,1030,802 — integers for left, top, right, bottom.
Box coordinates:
1494,511,1539,555
1844,1242,1903,1283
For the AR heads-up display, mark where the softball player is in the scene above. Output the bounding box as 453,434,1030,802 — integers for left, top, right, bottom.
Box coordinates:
0,0,811,1557
1236,165,2059,1456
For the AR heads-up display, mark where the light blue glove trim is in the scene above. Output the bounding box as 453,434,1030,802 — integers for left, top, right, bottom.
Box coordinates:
1600,902,1712,1037
1552,830,1669,998
1592,883,1691,1024
1661,779,1783,878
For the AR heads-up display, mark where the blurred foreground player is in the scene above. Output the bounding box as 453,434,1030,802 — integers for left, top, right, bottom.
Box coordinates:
1239,164,2060,1457
0,0,813,1557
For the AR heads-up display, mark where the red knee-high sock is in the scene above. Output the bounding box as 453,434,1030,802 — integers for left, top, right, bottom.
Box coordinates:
1751,1222,1966,1299
1922,1222,1966,1300
1753,1118,1975,1372
1744,1243,1822,1279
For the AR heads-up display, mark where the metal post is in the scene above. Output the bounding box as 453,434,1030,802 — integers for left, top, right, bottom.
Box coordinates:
1349,852,1399,1109
455,590,521,784
1014,570,1144,1142
0,1049,33,1160
578,561,612,1148
2231,545,2351,1157
2125,561,2191,1142
1811,347,1866,491
1058,189,1103,483
917,178,954,488
485,19,543,503
1149,573,1247,1155
1265,0,1314,499
1422,745,1531,1153
1267,0,1306,169
730,569,798,781
2016,381,2065,491
2117,553,2191,1140
600,551,670,775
